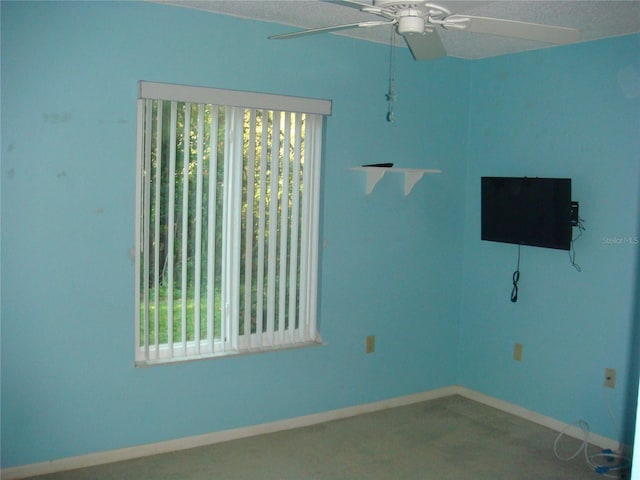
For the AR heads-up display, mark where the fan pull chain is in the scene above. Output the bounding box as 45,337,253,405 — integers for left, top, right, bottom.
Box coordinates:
386,26,396,123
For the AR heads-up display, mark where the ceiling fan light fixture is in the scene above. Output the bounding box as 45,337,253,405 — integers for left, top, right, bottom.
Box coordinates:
397,15,425,35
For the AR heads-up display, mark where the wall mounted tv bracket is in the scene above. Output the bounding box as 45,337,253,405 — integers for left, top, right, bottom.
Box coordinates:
571,202,579,226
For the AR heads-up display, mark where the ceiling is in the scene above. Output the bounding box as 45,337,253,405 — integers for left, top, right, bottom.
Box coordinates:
153,0,640,60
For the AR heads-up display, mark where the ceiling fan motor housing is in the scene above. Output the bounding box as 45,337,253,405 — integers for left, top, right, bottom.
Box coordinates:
397,12,425,34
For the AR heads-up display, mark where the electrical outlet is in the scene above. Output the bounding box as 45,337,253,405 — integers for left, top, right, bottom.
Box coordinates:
513,343,523,361
365,335,375,354
604,368,616,388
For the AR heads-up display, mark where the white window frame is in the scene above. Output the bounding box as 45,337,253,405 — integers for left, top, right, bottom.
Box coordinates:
135,81,331,366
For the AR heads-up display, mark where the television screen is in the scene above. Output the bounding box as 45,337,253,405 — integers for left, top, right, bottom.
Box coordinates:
481,177,572,251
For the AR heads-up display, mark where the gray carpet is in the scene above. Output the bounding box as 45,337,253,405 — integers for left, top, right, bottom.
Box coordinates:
24,395,618,479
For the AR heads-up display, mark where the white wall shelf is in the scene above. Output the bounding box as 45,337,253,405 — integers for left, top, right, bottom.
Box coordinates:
350,167,442,195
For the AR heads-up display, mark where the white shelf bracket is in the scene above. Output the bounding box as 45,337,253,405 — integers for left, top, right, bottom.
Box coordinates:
365,168,386,194
404,170,425,196
350,167,387,194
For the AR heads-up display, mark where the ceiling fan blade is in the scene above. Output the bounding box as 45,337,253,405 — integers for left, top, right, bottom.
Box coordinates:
403,30,446,61
327,0,389,17
450,15,581,44
269,20,393,40
327,0,377,10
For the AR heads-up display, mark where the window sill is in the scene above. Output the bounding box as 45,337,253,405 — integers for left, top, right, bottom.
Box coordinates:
135,338,325,368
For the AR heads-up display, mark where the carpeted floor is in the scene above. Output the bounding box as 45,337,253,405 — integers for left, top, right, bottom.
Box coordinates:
23,395,624,479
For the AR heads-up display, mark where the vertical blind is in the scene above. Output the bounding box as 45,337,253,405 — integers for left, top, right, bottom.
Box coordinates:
135,82,330,365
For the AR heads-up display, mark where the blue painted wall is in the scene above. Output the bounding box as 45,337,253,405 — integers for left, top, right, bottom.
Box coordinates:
1,1,467,467
460,35,640,444
1,0,638,470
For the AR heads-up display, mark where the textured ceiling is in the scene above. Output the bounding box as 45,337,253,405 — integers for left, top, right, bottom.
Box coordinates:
154,0,640,59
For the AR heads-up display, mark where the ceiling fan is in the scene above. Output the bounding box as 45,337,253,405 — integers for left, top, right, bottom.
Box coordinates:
268,0,582,60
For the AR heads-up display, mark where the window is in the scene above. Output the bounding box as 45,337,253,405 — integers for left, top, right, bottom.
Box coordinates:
135,82,331,366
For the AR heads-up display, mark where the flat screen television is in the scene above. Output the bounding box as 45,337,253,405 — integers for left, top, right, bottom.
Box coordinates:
481,177,573,251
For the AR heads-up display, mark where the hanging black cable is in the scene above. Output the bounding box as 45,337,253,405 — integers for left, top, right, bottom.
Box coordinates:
511,244,521,303
569,216,585,272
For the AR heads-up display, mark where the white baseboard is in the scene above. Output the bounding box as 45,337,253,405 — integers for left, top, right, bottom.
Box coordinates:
0,386,459,480
1,385,622,480
456,386,626,453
